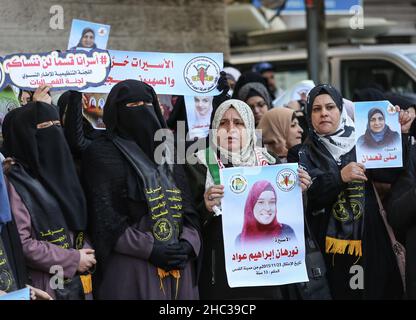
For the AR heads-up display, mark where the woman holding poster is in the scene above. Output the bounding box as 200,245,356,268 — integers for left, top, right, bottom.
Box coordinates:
299,84,409,300
186,99,311,299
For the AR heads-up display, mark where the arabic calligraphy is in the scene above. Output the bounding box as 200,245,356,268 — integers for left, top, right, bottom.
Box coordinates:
111,57,174,70
231,247,300,263
2,49,111,90
361,153,398,164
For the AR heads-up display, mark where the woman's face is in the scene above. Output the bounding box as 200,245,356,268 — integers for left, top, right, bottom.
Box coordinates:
81,31,95,48
286,117,303,149
311,94,341,135
253,190,276,225
217,107,247,152
369,112,385,133
194,96,212,117
20,91,31,105
246,96,268,125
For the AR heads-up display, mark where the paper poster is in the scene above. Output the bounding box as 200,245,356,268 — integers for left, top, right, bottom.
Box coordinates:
82,93,107,130
184,95,213,139
2,49,111,91
0,57,5,91
355,100,402,169
0,86,20,135
220,164,308,288
0,287,30,300
84,50,223,96
67,19,110,50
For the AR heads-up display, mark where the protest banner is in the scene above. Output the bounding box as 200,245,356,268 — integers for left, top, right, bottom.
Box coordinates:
0,57,6,91
84,50,223,96
67,19,110,50
2,49,111,91
355,100,402,169
185,95,213,139
220,163,308,287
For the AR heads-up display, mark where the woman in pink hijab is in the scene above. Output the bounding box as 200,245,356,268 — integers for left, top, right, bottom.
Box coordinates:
237,180,295,246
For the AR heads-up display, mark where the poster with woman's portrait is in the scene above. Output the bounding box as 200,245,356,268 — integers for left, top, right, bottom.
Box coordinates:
82,93,107,130
184,95,214,140
67,19,111,50
354,100,402,169
220,164,308,288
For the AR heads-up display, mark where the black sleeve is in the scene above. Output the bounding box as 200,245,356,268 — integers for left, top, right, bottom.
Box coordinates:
183,162,213,227
62,91,92,154
387,145,416,234
299,149,345,211
81,140,130,263
166,96,188,132
173,164,201,234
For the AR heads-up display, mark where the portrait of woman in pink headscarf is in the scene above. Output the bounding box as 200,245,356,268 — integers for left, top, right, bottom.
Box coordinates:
236,180,296,246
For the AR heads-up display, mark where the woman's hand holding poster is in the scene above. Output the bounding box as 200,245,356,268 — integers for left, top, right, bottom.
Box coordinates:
354,100,403,169
220,163,308,288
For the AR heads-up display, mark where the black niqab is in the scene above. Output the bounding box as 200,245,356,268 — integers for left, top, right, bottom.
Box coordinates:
103,80,165,162
2,102,87,231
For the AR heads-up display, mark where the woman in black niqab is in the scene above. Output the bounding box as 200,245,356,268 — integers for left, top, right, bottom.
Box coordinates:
3,102,87,231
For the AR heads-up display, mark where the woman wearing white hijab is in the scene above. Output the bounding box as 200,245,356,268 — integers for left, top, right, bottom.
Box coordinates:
185,99,311,299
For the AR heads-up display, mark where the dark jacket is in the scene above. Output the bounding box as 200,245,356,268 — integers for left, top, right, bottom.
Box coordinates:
388,144,416,299
299,135,403,299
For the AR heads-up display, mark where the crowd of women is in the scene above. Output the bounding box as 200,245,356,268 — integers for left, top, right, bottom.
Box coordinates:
0,61,415,300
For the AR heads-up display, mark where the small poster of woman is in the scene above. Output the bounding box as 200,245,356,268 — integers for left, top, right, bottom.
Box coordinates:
184,95,214,139
355,100,402,169
220,163,308,288
67,19,111,50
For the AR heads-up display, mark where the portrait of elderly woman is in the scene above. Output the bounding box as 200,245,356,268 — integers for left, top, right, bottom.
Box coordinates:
356,107,400,151
70,28,97,50
236,180,296,246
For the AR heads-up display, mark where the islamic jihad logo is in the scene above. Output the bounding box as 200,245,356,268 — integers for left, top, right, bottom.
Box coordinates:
153,218,173,242
0,269,13,292
183,56,220,93
332,194,363,222
276,169,296,192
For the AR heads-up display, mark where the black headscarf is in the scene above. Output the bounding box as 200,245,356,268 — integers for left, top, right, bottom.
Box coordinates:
368,107,384,123
2,102,87,232
306,84,343,121
57,91,71,123
103,80,165,162
232,71,269,99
